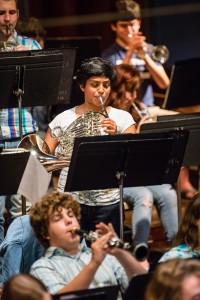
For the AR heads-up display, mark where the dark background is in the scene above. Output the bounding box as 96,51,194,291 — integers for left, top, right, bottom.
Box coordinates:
17,0,200,67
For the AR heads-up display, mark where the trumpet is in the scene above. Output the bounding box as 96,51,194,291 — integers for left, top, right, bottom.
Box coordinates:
128,34,169,64
71,228,148,261
132,102,153,122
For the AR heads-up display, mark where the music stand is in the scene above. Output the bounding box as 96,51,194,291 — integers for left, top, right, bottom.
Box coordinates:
140,113,200,167
65,131,188,239
0,48,76,139
0,49,75,213
52,285,119,300
163,57,200,110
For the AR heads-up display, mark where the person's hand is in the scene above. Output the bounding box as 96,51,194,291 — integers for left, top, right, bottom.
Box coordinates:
126,33,146,54
90,231,113,266
14,44,29,51
95,222,117,237
101,118,118,134
137,115,155,133
95,222,122,256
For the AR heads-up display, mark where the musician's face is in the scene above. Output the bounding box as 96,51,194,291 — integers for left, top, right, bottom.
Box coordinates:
111,19,141,43
80,76,111,107
0,0,19,39
46,207,81,255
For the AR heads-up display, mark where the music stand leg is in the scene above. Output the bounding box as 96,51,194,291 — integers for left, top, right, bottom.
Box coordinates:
117,172,125,240
17,91,24,140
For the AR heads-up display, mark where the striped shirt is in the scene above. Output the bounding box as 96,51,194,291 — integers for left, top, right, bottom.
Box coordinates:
30,243,129,295
0,31,41,140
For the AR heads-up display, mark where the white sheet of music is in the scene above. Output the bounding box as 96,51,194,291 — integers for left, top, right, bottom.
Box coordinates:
18,154,51,203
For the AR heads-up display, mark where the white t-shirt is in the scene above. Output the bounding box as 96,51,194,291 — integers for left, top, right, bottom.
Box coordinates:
49,106,135,206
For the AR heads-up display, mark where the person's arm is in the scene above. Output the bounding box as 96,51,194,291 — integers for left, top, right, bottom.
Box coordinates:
44,127,59,155
123,124,136,134
142,54,170,89
96,223,147,280
58,232,113,294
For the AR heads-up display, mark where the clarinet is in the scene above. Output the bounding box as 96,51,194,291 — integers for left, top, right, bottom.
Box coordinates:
71,228,148,261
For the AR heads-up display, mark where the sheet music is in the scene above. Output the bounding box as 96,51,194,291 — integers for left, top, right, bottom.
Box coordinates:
1,148,28,154
18,154,51,203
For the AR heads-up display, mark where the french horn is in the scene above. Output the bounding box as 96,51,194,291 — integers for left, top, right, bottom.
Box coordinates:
0,24,18,52
18,134,70,172
18,98,109,171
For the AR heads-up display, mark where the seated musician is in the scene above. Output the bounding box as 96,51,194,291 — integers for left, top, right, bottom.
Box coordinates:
107,63,178,247
29,191,147,296
44,57,136,237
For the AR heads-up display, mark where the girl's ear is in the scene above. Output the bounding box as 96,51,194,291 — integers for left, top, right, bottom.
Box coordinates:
79,85,85,92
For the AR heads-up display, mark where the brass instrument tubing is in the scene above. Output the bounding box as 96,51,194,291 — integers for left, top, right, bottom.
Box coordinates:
98,96,109,118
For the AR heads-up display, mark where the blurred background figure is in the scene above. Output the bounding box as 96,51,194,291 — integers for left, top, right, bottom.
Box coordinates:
16,16,46,49
16,16,48,138
159,192,200,262
102,0,170,107
145,258,200,300
1,273,52,300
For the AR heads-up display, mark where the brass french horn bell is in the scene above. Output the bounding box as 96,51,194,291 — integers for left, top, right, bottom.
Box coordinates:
18,134,70,172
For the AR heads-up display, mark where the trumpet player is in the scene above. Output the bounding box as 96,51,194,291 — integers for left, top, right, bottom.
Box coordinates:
0,0,41,246
30,191,147,296
101,0,170,107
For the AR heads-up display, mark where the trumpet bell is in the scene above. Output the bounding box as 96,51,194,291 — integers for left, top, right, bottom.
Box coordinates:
18,134,69,172
151,45,169,64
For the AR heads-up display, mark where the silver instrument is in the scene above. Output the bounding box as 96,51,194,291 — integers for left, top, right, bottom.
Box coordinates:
51,111,106,159
98,96,109,118
132,102,153,122
71,228,148,261
128,35,169,64
17,111,107,171
18,134,70,172
151,45,169,64
0,24,19,52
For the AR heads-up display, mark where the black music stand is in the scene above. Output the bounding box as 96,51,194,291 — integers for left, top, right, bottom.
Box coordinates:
163,57,200,110
141,115,200,221
52,285,119,300
0,48,76,139
140,113,200,167
65,131,188,239
0,49,75,213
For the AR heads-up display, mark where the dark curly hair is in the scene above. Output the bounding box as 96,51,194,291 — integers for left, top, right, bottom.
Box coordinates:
76,57,116,87
30,191,81,249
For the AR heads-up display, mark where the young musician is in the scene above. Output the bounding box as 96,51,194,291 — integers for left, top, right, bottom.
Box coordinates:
102,0,169,107
30,191,147,296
